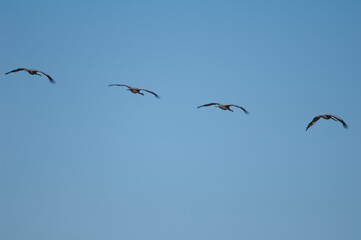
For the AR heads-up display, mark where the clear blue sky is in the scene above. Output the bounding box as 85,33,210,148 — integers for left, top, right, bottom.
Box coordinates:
1,0,361,239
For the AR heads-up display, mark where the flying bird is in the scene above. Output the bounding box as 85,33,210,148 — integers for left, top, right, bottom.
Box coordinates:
306,114,348,131
197,103,249,114
108,84,160,98
5,68,55,84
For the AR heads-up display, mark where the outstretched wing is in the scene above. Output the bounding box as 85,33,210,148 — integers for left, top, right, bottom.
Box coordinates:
5,68,27,75
108,84,131,88
227,104,249,114
140,89,160,98
197,103,219,108
306,115,321,131
39,71,55,84
331,115,348,129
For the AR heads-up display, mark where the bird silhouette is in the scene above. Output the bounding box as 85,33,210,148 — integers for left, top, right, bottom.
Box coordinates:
108,84,160,98
197,103,249,114
6,68,55,84
306,114,348,131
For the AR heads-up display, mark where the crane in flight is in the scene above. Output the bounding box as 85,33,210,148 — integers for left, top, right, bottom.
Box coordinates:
6,68,55,84
108,84,160,98
306,114,348,131
197,103,249,114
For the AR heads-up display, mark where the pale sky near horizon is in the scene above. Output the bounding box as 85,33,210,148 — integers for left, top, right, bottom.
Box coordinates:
1,1,361,239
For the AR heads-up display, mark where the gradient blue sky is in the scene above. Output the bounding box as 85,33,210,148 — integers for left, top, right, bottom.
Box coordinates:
1,0,361,239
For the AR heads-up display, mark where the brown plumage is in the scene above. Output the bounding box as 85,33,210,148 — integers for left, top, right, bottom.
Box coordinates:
5,68,55,84
306,114,348,131
108,84,160,98
197,103,249,114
